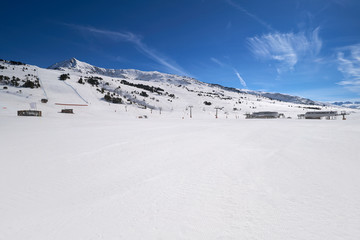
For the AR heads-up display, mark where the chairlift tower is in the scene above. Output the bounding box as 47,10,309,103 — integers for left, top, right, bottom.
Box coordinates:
188,105,193,118
215,107,221,119
340,111,347,120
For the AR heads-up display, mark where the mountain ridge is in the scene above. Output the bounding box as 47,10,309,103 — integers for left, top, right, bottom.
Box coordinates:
48,58,200,86
48,58,318,105
332,101,360,109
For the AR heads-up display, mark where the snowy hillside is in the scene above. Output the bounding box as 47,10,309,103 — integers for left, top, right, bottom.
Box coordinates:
49,58,319,105
1,58,346,119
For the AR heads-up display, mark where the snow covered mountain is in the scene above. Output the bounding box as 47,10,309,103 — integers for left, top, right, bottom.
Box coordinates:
48,58,319,105
48,58,199,86
332,101,360,109
207,83,318,105
1,57,348,119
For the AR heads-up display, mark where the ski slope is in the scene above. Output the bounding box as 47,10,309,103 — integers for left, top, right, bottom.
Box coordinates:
36,67,89,104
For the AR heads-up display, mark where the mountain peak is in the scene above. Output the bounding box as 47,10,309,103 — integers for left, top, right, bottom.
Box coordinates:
68,57,79,64
48,58,97,73
47,58,199,85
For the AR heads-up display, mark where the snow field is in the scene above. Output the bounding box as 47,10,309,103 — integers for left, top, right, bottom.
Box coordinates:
1,116,360,239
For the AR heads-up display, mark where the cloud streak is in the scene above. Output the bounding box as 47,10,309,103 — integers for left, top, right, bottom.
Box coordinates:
210,57,225,67
337,44,360,94
64,24,188,76
225,0,273,31
247,28,322,73
210,57,247,88
234,69,247,87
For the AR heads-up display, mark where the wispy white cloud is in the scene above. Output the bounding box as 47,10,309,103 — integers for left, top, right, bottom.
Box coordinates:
247,28,322,73
225,0,273,31
210,56,247,88
63,24,188,76
234,69,247,87
336,44,360,94
210,57,225,67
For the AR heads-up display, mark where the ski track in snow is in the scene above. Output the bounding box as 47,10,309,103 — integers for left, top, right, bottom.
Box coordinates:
62,80,89,104
35,67,48,99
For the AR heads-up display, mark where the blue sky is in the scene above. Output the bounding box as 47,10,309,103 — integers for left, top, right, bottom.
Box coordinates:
1,0,360,102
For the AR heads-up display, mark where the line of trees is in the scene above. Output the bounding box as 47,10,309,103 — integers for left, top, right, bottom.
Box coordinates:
120,80,164,94
0,59,26,65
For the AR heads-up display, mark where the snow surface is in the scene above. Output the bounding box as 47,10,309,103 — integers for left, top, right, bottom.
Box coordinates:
1,59,360,239
1,115,360,239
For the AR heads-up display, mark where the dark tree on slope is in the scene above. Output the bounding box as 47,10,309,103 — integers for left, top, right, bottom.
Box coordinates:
140,91,149,97
22,80,35,88
86,76,102,86
104,93,122,104
104,93,112,102
59,73,70,80
111,97,122,104
22,80,40,88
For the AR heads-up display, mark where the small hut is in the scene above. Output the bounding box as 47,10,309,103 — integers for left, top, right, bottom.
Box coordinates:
61,109,74,114
55,103,88,114
17,110,42,117
304,111,337,120
245,111,280,119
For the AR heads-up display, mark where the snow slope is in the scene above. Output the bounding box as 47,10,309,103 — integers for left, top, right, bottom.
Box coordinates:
1,58,349,119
